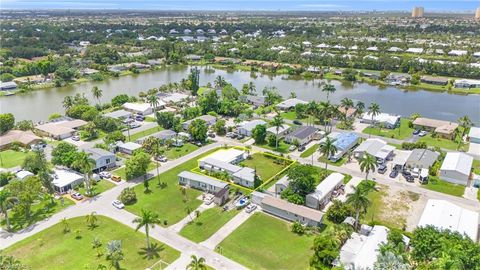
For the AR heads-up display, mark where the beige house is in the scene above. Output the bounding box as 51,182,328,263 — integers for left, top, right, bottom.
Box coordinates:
412,117,459,139
0,130,42,150
35,119,87,140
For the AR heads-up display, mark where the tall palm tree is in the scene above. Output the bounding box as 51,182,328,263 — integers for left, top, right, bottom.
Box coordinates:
62,96,74,110
307,101,317,126
86,211,98,229
367,103,381,137
91,86,103,105
187,255,207,270
355,101,365,117
0,190,17,231
319,137,337,169
322,83,336,101
72,151,95,196
457,115,472,139
340,97,354,110
214,75,226,88
318,101,334,132
106,240,124,270
359,153,377,180
133,209,161,251
147,94,160,113
346,185,371,228
271,114,284,149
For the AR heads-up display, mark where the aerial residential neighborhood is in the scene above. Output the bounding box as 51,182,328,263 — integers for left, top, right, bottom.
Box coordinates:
0,2,479,270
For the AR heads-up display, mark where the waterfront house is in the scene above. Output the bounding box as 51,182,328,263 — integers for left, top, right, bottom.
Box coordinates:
454,79,480,89
412,117,458,139
439,152,473,186
260,195,323,226
420,76,449,85
361,112,400,129
0,81,18,90
275,98,308,111
468,127,480,144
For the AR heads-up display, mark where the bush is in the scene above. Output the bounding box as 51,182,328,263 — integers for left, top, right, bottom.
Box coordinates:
401,141,427,150
119,187,136,205
291,221,305,235
326,200,355,224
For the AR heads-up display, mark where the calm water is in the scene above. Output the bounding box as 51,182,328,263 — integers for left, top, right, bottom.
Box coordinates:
1,65,479,125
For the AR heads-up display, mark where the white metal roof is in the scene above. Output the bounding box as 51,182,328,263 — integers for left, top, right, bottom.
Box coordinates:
469,127,480,139
238,119,267,132
418,199,479,241
309,173,344,202
362,112,400,126
440,152,473,176
52,169,84,188
200,148,246,164
392,150,412,166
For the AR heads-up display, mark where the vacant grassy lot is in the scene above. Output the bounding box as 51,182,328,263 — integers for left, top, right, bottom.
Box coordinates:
254,139,291,153
0,150,28,168
125,148,220,226
300,144,319,158
240,153,291,182
76,180,116,197
179,207,240,243
362,118,414,140
163,143,199,159
422,176,465,197
280,111,307,121
112,162,158,180
473,159,480,175
4,216,180,270
217,212,314,270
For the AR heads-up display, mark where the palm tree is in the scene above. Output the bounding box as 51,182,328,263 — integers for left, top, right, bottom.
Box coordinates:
62,96,74,109
271,115,284,149
355,101,365,117
61,217,70,233
72,151,95,196
91,86,103,105
133,209,161,251
359,153,377,180
106,240,124,270
340,97,354,110
0,190,17,231
457,115,472,140
289,91,297,98
147,94,160,114
214,75,226,88
367,103,381,137
86,211,98,229
346,185,371,228
187,255,207,270
318,101,334,132
307,101,317,126
322,83,336,101
319,137,337,169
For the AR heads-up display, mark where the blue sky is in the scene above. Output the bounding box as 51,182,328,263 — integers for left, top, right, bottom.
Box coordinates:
1,0,479,12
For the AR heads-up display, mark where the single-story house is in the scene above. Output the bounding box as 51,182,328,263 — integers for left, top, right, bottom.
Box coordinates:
275,98,308,111
16,170,34,180
0,130,42,150
123,102,161,116
361,112,400,129
454,79,480,89
199,151,255,188
405,149,439,170
391,150,413,170
412,117,459,139
240,95,267,107
420,76,449,85
448,50,468,56
178,171,229,193
136,130,177,144
418,199,478,241
103,109,132,119
36,119,87,140
323,132,359,161
237,119,267,137
274,175,290,195
85,148,116,172
266,124,291,138
306,173,344,210
406,47,423,54
201,148,247,164
439,152,473,186
468,127,480,144
284,126,318,146
0,81,18,90
354,138,395,163
117,142,142,155
158,92,189,104
260,195,323,227
182,115,217,130
385,73,411,85
52,168,84,194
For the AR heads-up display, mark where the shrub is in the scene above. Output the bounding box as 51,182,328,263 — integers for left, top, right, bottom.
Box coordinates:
119,187,136,205
326,200,355,224
291,221,305,235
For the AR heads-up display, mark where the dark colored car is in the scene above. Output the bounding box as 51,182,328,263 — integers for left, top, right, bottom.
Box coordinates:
135,115,145,121
412,129,421,135
293,120,303,125
377,165,387,174
298,145,306,152
405,175,415,182
389,170,399,178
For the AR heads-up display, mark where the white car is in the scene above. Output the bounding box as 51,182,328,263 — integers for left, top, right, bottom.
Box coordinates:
112,200,125,209
419,130,428,137
71,135,80,141
245,204,257,213
99,171,112,179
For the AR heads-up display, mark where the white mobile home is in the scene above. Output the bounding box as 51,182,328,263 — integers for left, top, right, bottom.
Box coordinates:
237,120,267,137
306,173,344,210
261,195,323,226
52,169,84,194
439,152,473,186
178,171,229,193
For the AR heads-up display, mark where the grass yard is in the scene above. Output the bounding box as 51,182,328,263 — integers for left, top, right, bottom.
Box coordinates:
240,153,291,182
4,216,180,270
125,148,220,227
418,135,465,151
163,143,199,159
0,149,28,168
254,140,290,153
112,162,158,180
473,159,480,175
280,111,306,121
1,198,74,232
217,212,314,270
76,180,116,197
318,155,347,167
300,144,319,158
422,176,465,197
128,125,163,142
179,207,240,243
362,118,414,140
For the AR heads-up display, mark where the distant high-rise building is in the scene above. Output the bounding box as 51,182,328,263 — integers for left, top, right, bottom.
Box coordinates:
476,7,480,20
412,7,424,18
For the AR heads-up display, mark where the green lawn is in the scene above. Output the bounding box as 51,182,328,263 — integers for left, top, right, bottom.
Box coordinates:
217,212,314,270
240,153,291,182
179,207,240,243
418,135,464,151
4,216,180,270
1,197,74,232
254,140,290,153
125,148,220,227
128,125,163,142
112,162,158,180
422,176,466,197
300,144,319,158
473,160,480,175
0,149,28,168
76,180,116,197
163,143,199,159
362,118,414,140
280,111,306,121
318,155,347,167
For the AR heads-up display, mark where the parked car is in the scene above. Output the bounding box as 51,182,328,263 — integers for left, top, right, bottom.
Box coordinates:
412,129,421,135
71,135,80,141
298,145,306,152
135,115,145,121
293,120,303,125
389,170,399,178
208,132,216,138
419,130,428,137
112,200,125,209
236,135,245,140
71,192,84,200
377,165,387,174
123,118,135,124
99,171,112,179
111,175,121,182
245,204,257,213
405,175,415,182
129,122,141,129
155,155,168,162
289,145,297,151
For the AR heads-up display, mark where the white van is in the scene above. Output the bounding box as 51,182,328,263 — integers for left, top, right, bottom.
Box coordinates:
419,169,429,184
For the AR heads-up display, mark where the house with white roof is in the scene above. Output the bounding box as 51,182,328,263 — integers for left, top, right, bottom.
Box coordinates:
275,98,308,111
439,152,473,186
51,168,84,194
261,195,323,226
418,199,479,241
182,115,217,130
266,124,291,138
306,173,344,210
361,112,400,129
123,102,164,115
237,119,267,137
448,50,468,56
117,142,142,155
178,171,229,193
454,79,480,89
15,170,34,180
468,126,480,144
406,47,424,54
354,138,395,163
